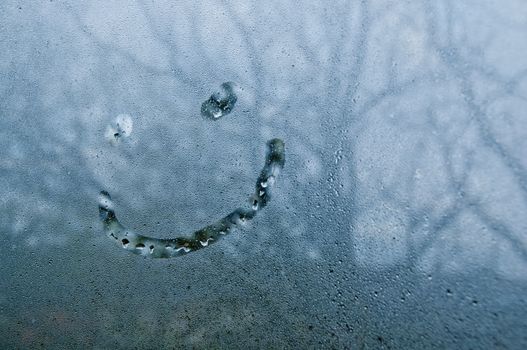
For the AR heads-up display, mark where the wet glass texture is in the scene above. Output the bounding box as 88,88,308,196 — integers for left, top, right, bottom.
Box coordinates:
1,1,526,349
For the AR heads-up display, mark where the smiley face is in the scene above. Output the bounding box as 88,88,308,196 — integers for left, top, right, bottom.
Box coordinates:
98,83,285,258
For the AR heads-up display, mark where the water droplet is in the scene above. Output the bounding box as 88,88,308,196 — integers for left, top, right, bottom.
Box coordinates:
201,82,238,120
121,238,129,248
98,191,114,210
105,114,133,143
238,217,248,225
334,149,343,164
115,114,133,135
199,239,212,247
212,110,223,119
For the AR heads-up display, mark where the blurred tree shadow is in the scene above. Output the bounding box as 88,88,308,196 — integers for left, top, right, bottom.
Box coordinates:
1,0,526,348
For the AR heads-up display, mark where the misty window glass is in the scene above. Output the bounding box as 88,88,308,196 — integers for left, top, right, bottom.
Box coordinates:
1,1,526,349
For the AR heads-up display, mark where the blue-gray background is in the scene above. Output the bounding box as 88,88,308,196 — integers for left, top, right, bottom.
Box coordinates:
1,1,526,349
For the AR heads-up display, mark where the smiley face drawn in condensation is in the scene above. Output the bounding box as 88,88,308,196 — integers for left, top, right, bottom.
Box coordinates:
98,84,285,258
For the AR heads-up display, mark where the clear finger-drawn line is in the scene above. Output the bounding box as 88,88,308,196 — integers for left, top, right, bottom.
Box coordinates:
98,138,285,258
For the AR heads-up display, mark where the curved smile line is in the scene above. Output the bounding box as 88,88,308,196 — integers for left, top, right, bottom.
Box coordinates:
98,138,285,258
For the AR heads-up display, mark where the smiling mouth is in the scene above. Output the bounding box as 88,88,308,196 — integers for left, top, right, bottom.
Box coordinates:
98,138,285,258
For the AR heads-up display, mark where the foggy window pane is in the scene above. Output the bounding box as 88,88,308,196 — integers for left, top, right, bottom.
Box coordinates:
1,1,526,349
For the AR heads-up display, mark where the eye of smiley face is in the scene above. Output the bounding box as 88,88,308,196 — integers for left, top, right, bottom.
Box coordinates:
98,83,285,258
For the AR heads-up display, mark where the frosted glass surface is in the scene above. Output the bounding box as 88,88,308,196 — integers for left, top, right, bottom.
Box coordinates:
1,1,526,348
